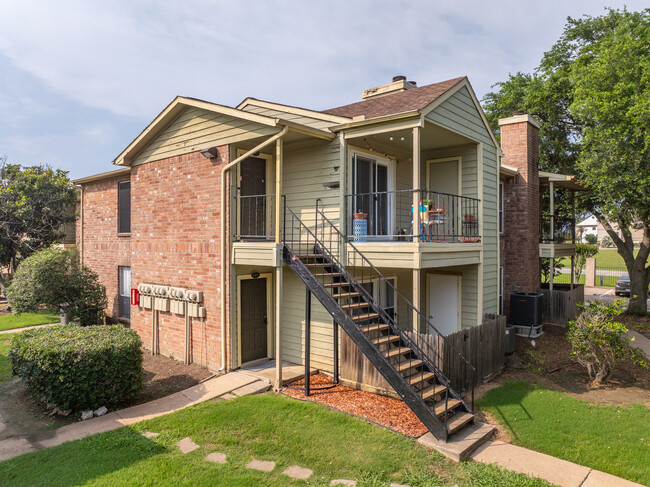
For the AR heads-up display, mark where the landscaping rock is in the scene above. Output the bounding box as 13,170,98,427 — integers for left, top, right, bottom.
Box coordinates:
48,408,59,417
282,465,312,479
94,406,108,417
245,459,275,472
331,480,356,486
205,452,227,464
81,410,94,421
57,409,71,417
177,437,200,453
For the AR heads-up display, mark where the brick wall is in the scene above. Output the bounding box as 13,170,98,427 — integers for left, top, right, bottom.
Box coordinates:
80,176,131,319
499,117,540,318
130,148,229,371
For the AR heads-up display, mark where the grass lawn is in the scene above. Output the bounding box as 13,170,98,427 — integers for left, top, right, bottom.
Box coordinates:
0,394,553,487
477,381,649,485
558,248,637,269
0,310,60,332
0,333,18,382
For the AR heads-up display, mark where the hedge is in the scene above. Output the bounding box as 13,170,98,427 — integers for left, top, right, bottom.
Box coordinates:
9,324,143,412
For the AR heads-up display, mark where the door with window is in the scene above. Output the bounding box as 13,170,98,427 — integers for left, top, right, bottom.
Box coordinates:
119,266,131,319
239,156,267,239
359,277,396,320
351,154,392,238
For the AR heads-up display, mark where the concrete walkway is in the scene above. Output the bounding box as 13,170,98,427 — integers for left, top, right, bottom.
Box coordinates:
471,440,644,487
628,330,650,360
0,370,269,462
0,323,59,335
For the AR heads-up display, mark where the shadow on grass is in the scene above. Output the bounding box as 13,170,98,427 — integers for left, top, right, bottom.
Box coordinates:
0,427,165,487
477,380,535,442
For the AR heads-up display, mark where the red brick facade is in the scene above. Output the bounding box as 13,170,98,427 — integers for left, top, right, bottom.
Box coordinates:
79,147,230,371
79,176,131,319
499,118,540,318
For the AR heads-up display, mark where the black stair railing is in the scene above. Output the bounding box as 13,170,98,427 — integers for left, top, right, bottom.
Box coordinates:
282,198,476,436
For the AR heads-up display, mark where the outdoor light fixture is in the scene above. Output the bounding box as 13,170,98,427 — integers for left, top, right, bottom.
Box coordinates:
200,147,219,159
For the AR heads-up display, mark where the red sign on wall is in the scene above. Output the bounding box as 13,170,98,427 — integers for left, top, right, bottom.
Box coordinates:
130,288,140,306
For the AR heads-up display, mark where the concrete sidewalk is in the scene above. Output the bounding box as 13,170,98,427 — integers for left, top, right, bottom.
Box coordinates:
0,323,59,335
0,370,269,462
628,330,650,360
471,440,644,487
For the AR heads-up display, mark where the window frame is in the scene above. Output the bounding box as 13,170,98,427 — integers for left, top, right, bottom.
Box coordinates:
118,266,131,319
117,180,131,235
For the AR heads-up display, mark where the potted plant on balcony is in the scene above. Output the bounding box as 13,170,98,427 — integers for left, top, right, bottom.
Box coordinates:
463,213,475,223
420,200,430,222
353,210,368,220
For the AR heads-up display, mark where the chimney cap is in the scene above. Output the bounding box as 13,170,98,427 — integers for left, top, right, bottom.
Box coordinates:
512,110,525,116
392,75,406,82
407,80,417,87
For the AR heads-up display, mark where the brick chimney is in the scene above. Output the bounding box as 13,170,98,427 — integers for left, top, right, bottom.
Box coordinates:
362,75,417,100
499,113,541,314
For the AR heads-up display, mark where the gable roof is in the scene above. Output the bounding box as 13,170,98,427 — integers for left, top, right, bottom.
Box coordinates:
237,97,351,124
322,77,466,119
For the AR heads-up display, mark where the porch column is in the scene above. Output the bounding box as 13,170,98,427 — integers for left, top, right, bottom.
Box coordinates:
570,255,575,290
413,268,421,333
274,137,283,391
549,257,554,291
412,126,421,243
339,134,348,267
549,181,555,241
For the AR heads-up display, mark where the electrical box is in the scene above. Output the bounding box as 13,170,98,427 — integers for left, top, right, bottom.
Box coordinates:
137,283,155,309
168,287,187,315
153,285,170,312
187,303,206,318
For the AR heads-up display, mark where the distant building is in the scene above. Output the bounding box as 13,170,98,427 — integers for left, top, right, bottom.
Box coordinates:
577,215,643,245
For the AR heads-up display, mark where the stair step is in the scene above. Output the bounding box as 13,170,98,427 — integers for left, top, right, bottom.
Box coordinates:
433,398,462,417
407,371,435,387
295,254,325,260
324,282,350,288
372,335,400,346
313,272,343,278
352,313,379,322
396,359,423,372
332,292,360,299
421,384,448,401
446,412,475,435
360,323,390,334
341,302,369,310
383,346,412,358
305,263,332,268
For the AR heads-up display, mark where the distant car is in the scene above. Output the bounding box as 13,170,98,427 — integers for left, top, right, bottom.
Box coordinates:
615,274,630,296
615,274,650,296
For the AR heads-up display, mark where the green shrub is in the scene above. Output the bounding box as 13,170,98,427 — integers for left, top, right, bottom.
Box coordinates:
9,324,143,411
567,300,647,385
584,233,598,245
7,247,107,326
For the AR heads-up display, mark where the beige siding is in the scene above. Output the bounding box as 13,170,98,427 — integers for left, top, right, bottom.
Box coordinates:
422,144,479,199
132,107,277,166
242,104,335,131
426,87,499,317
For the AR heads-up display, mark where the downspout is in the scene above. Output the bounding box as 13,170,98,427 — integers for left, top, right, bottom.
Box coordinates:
77,185,84,265
219,125,289,371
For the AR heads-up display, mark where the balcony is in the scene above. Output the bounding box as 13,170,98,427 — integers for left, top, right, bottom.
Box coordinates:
231,194,281,267
539,213,576,258
345,189,480,243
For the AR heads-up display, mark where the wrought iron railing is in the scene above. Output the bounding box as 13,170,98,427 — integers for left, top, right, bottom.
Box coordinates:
282,198,476,428
233,194,275,240
540,214,575,244
345,189,480,243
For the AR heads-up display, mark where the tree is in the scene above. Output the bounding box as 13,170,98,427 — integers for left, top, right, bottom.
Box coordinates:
585,233,598,245
6,247,107,326
0,160,77,294
483,8,650,314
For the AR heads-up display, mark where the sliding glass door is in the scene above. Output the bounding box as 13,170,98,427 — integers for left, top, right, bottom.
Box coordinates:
351,154,392,238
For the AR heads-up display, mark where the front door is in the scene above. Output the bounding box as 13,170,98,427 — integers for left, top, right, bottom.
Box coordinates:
240,278,268,363
239,156,267,239
427,273,461,336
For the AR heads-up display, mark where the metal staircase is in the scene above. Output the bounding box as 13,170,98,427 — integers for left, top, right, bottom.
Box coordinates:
282,201,476,441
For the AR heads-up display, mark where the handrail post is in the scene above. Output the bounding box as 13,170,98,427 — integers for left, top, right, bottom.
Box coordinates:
282,195,286,243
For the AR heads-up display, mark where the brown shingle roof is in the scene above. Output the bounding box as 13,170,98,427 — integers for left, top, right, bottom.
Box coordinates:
322,77,466,120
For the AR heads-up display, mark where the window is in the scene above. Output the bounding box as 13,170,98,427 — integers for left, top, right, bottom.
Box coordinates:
351,152,393,237
118,181,131,234
499,182,505,234
119,266,131,319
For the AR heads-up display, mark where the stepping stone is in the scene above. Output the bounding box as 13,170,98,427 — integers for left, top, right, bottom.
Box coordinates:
390,484,412,487
205,452,227,464
220,393,237,401
177,437,200,453
331,480,356,486
142,431,160,438
282,465,313,479
246,459,275,472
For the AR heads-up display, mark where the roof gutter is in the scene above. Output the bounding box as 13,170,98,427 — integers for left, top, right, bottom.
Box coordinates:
219,125,289,371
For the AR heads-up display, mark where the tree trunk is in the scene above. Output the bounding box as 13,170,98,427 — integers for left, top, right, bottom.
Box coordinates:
627,263,649,315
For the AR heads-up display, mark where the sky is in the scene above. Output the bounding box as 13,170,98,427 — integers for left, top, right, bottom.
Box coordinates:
0,1,646,179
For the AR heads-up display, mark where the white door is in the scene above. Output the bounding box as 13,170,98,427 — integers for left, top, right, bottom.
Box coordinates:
427,274,460,335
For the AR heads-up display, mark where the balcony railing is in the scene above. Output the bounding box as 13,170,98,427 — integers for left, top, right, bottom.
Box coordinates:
540,214,575,244
233,194,275,241
345,189,480,243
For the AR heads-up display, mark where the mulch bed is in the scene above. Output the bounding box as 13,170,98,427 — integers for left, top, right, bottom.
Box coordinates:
282,373,428,437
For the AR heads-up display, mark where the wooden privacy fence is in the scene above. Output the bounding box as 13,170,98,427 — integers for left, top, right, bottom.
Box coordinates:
538,284,584,326
340,314,506,396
